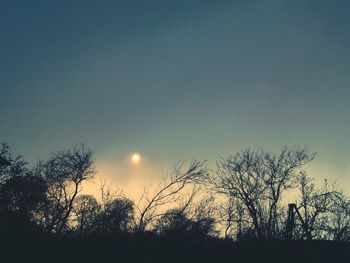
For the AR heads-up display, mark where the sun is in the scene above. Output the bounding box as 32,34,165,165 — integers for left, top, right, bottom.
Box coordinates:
131,153,141,163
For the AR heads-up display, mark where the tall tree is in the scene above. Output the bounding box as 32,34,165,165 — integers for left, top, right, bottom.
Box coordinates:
135,161,207,231
211,146,315,239
35,145,95,234
295,172,341,240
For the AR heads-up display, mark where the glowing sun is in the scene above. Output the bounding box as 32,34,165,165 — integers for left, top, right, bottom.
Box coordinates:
131,153,141,163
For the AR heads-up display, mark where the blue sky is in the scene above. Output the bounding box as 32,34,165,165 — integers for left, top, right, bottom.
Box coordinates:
1,0,350,191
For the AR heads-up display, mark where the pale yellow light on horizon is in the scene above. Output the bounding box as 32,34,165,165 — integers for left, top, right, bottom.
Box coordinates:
81,155,163,201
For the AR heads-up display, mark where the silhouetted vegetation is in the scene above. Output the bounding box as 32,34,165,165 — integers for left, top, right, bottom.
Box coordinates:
1,142,350,262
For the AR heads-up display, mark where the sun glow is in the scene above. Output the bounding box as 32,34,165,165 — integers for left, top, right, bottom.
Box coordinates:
131,153,141,163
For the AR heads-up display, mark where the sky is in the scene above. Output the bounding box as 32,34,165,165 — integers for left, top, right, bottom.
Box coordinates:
1,0,350,196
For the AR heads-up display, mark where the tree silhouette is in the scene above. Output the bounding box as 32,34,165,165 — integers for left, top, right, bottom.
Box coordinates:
210,146,315,239
0,143,46,219
0,143,28,186
1,141,350,263
294,172,343,240
34,145,95,234
72,195,100,235
96,197,134,234
135,161,207,231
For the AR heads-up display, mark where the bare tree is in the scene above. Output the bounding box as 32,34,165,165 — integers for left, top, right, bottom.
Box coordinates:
327,191,350,241
94,181,135,233
0,143,46,220
154,194,217,238
0,143,29,186
295,172,343,240
211,146,315,239
263,147,315,238
35,145,95,234
72,195,100,235
186,194,218,238
217,198,247,239
134,161,207,232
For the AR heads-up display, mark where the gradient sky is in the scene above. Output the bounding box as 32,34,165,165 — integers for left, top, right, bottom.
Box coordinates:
1,1,350,194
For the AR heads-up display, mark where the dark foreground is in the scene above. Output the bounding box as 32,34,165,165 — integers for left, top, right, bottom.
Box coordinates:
0,216,349,263
1,228,350,263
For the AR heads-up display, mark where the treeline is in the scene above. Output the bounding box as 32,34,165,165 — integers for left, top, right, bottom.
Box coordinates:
1,143,350,242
